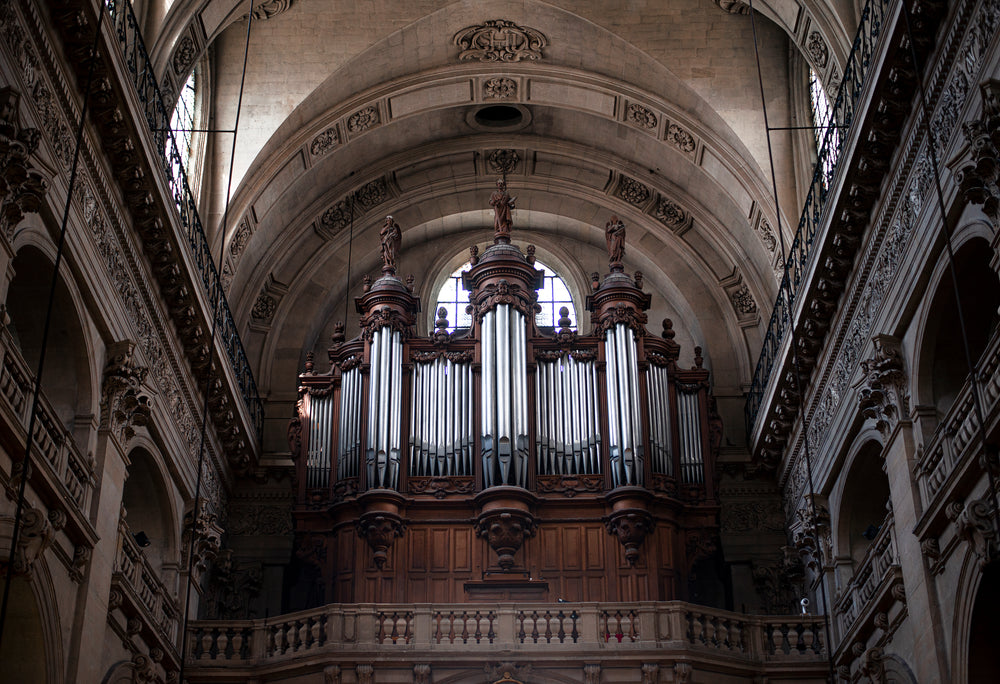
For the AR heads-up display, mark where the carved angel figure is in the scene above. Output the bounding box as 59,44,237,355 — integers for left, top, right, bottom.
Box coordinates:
380,215,401,273
606,215,626,268
490,178,515,242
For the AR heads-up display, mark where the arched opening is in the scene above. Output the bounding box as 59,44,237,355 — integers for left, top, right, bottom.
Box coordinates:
122,447,176,578
0,576,48,684
968,562,1000,682
431,258,577,333
838,441,891,566
922,238,1000,420
5,245,92,451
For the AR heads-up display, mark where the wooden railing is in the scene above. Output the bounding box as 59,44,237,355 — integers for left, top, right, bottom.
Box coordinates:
833,512,899,637
113,518,180,647
0,326,94,514
187,602,826,665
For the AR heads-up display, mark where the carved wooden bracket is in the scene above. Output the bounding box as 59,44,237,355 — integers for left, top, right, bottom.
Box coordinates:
474,487,538,571
603,487,654,566
357,490,407,569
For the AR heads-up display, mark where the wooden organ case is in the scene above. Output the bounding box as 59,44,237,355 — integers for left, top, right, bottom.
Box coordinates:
288,196,723,606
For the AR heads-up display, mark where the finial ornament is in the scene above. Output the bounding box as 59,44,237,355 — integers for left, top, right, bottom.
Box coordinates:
606,216,625,271
490,178,515,244
380,215,402,275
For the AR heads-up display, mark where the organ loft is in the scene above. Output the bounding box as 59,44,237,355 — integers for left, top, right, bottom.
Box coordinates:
288,184,723,605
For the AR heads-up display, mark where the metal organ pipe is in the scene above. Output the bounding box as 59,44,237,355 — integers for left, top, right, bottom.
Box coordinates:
338,366,362,481
678,389,703,484
365,327,403,489
480,305,528,488
605,323,644,486
646,365,672,476
307,394,333,488
409,356,474,478
534,355,601,476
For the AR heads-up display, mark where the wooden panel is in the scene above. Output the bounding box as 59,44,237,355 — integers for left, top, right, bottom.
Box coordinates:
585,526,604,569
453,527,472,572
562,527,582,569
409,528,428,571
430,528,450,571
538,527,561,571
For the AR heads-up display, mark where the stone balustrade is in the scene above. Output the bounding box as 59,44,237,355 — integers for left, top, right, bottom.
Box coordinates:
916,331,1000,512
0,326,94,514
187,602,826,667
113,519,180,649
833,512,900,639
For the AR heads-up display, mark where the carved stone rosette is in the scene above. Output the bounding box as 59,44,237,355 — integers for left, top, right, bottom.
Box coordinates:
474,487,538,571
603,487,654,566
357,489,407,569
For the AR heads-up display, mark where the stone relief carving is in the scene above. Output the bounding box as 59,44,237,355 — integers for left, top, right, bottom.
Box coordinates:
713,0,750,15
616,176,650,206
720,500,785,533
310,127,339,156
640,663,659,684
413,664,431,684
855,334,908,437
324,665,341,684
673,664,692,684
4,505,52,574
356,177,387,209
172,36,197,75
203,548,263,620
654,197,688,230
487,148,520,175
627,103,657,129
320,199,351,236
100,340,152,444
483,77,517,100
250,0,294,20
756,216,777,253
250,292,277,324
947,497,999,566
347,106,380,133
485,662,530,683
227,503,293,535
583,664,601,684
751,547,804,614
454,20,546,63
229,218,252,260
0,87,47,239
958,79,1000,225
806,31,829,68
666,123,696,153
356,664,374,684
731,284,757,315
182,504,224,582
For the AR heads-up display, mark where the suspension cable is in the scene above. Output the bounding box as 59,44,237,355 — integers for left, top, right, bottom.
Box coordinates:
0,5,105,651
177,2,253,680
747,2,836,680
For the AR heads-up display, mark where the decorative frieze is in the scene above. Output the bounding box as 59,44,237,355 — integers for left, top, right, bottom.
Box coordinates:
654,196,689,231
616,176,651,206
454,20,546,63
487,148,520,175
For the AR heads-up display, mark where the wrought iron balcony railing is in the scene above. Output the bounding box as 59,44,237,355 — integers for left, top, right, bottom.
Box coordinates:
745,0,893,435
102,0,262,440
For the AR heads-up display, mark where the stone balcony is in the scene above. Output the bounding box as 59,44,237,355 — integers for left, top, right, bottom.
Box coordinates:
832,512,904,656
185,602,828,682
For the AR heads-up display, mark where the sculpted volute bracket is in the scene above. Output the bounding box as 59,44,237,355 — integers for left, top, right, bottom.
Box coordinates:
855,335,908,438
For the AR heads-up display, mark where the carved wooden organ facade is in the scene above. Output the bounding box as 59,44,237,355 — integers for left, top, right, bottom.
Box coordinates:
289,209,723,605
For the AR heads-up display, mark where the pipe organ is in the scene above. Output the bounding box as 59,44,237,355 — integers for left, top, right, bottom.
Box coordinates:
290,194,722,605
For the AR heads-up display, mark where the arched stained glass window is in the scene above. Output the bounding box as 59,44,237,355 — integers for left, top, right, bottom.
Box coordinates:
168,69,197,181
432,259,577,332
809,67,840,189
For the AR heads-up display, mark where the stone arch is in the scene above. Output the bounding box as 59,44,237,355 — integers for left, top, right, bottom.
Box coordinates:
122,442,181,582
911,226,1000,425
831,433,890,567
4,240,98,454
0,524,64,684
950,547,1000,683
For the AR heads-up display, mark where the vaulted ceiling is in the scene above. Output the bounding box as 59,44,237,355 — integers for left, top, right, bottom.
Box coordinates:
143,0,860,449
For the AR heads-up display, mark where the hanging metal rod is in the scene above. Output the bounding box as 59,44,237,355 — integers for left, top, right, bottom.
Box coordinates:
151,127,237,134
767,124,848,131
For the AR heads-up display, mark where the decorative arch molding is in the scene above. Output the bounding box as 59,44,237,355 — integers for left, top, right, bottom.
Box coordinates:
949,547,990,684
827,426,885,558
123,434,183,567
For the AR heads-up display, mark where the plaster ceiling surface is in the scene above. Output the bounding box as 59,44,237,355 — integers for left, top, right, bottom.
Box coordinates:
146,0,854,435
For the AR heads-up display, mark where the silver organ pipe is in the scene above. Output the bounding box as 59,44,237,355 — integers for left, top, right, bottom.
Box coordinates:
409,357,474,477
366,327,404,489
481,305,528,487
307,393,334,488
535,355,602,475
604,323,644,486
338,366,362,481
646,364,673,476
677,389,704,484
